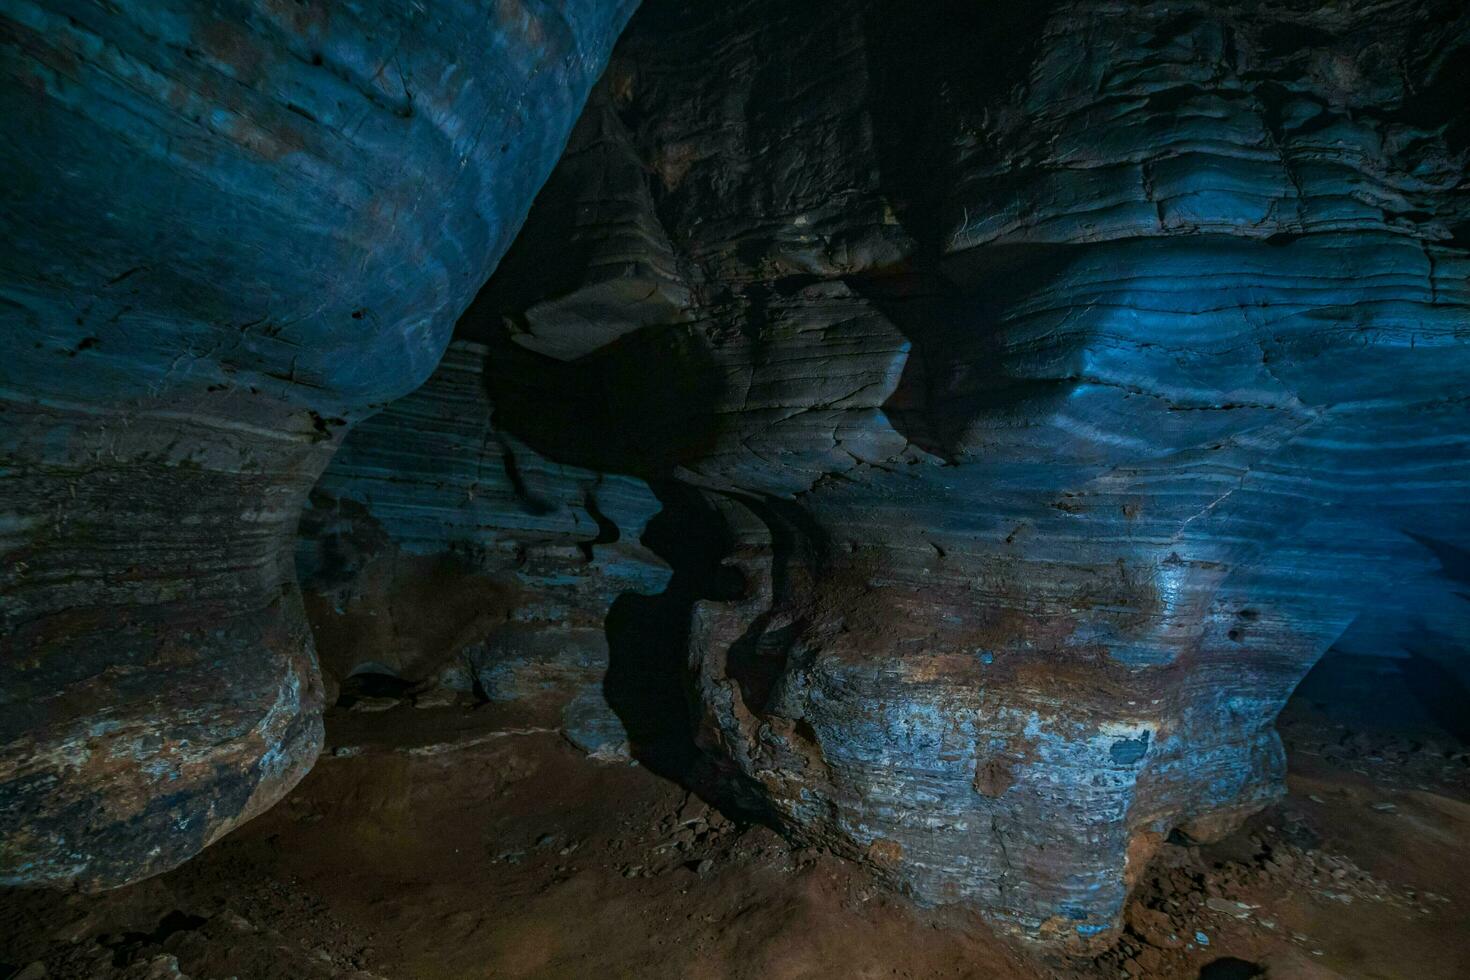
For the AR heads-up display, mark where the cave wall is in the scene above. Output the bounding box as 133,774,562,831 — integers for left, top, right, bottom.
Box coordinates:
3,0,1465,953
295,338,671,758
0,0,638,888
303,0,1467,949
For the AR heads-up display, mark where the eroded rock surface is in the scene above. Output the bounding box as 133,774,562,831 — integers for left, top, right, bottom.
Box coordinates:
0,0,636,887
6,0,1466,953
432,0,1470,948
296,339,672,760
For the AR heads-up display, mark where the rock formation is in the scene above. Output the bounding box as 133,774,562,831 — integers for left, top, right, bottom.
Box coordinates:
381,0,1464,949
3,0,1467,957
0,0,637,888
296,338,672,760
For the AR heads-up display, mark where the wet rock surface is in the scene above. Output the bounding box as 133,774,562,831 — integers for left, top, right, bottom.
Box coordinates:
0,0,637,887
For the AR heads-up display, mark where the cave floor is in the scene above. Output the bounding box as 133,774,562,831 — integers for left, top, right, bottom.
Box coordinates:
2,687,1467,980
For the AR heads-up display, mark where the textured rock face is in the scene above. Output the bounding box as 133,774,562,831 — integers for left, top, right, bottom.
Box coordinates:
296,339,671,760
440,0,1470,948
0,0,636,887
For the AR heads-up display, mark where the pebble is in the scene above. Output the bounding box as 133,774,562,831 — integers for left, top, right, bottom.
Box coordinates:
412,686,460,709
1204,897,1252,918
350,696,402,713
217,911,256,933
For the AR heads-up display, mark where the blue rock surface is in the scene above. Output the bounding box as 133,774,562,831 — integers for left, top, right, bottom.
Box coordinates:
3,0,1466,952
0,0,637,888
296,339,670,759
433,0,1470,948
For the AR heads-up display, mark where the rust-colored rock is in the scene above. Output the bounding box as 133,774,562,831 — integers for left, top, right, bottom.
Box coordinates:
0,0,637,888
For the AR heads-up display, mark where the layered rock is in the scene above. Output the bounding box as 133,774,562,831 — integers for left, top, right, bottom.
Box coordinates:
0,0,636,888
296,339,671,760
448,0,1470,948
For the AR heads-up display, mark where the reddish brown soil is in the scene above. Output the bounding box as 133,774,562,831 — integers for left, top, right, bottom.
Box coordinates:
2,698,1466,980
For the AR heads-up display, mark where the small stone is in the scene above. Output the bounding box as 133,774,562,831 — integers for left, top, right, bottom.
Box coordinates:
412,686,461,709
1125,906,1183,949
10,963,46,980
322,669,342,709
217,911,255,933
120,955,186,979
677,797,711,825
1205,897,1252,919
696,858,714,876
350,696,401,713
1370,802,1397,812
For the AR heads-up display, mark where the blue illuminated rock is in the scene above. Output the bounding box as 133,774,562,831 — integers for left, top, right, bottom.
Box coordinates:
6,0,1464,948
295,340,670,759
451,0,1470,949
0,0,636,888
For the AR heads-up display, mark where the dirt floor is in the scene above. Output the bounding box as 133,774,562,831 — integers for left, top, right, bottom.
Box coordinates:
2,655,1467,980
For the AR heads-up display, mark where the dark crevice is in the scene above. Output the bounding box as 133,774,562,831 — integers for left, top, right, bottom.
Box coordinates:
1198,958,1264,980
603,482,739,784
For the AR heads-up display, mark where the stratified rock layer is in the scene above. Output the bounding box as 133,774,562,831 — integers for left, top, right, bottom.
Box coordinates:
0,0,636,887
296,339,671,760
450,0,1470,948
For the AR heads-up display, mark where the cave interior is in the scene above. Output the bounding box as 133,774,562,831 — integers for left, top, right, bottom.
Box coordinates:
1,0,1468,978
